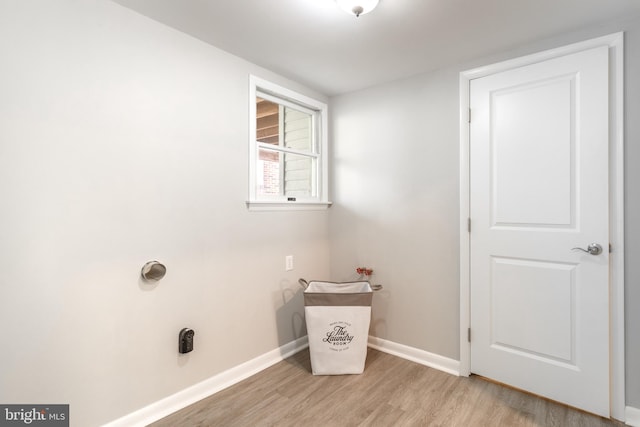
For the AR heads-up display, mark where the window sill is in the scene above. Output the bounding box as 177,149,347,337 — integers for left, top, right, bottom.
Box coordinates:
246,201,333,211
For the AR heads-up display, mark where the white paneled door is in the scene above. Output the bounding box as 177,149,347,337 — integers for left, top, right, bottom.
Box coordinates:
469,46,610,416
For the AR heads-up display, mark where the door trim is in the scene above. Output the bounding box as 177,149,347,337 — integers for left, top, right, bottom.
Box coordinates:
458,32,625,420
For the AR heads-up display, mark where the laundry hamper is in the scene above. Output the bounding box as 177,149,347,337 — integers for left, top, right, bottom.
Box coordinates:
301,280,375,375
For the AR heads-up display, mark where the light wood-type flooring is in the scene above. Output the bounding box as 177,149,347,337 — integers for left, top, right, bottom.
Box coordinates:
150,348,623,427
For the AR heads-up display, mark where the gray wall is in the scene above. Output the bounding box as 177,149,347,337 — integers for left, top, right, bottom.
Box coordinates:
0,1,330,425
329,16,640,409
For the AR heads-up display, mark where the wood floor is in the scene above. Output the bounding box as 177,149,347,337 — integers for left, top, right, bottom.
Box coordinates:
150,348,623,427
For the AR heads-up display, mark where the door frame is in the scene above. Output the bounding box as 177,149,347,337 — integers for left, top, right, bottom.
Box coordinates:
458,33,625,420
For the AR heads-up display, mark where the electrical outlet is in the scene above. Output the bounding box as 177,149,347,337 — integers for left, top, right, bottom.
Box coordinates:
179,328,194,354
285,255,294,271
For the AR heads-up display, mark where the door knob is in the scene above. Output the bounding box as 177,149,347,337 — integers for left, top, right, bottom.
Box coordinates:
571,243,603,255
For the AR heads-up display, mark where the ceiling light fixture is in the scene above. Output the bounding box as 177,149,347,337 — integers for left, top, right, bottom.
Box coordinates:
336,0,379,17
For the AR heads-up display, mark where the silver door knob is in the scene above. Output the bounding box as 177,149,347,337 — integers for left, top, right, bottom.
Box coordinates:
571,243,603,255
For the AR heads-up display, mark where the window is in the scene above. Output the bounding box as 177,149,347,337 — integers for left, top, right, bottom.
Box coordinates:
248,76,329,210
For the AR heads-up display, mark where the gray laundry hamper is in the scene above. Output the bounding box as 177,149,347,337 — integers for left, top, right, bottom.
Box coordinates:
300,279,375,375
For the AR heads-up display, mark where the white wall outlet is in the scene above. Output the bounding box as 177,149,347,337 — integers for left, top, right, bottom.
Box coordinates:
285,255,294,271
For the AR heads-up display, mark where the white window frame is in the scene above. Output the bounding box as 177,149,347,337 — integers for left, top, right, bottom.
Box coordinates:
247,75,330,210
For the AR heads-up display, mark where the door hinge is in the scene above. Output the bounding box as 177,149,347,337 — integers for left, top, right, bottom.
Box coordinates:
609,243,612,253
468,218,471,233
468,328,471,342
468,108,471,123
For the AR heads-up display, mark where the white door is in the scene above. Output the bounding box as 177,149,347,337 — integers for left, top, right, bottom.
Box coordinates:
469,46,610,416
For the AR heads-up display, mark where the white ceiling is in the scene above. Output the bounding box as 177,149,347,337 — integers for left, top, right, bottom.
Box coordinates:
113,0,640,96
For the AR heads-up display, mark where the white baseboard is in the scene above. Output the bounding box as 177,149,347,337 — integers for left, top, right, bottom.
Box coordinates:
367,336,460,376
105,333,631,426
626,406,640,426
103,336,309,427
105,335,462,426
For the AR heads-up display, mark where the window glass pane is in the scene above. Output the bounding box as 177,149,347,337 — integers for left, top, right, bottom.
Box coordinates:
283,107,312,152
256,97,279,145
257,149,280,196
256,97,313,153
257,149,314,198
284,152,314,197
